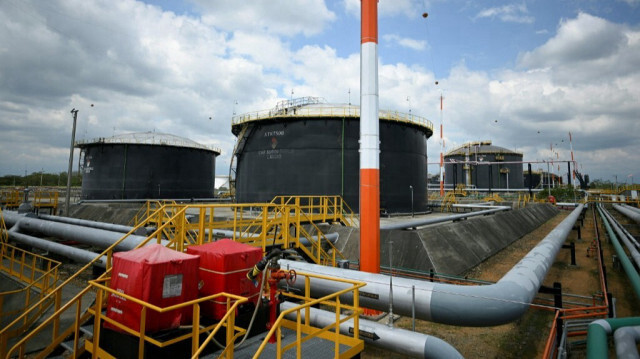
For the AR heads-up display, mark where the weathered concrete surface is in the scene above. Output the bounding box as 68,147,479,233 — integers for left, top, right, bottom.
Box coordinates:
68,203,142,225
330,203,559,275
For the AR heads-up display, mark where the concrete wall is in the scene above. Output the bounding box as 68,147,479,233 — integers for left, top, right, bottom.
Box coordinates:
68,203,142,225
329,203,559,275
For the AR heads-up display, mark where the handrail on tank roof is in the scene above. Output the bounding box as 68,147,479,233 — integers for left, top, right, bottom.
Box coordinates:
445,139,523,156
75,132,222,154
231,103,434,133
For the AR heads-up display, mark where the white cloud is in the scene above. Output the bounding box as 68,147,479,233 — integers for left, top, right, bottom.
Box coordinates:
475,3,534,24
619,0,639,6
0,0,277,175
190,0,336,36
518,12,640,85
0,1,637,184
383,34,428,51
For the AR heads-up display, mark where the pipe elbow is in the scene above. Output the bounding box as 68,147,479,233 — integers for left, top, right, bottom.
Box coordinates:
589,319,612,334
424,335,465,359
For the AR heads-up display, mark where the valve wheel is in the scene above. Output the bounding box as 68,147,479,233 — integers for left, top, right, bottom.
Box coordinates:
286,269,297,286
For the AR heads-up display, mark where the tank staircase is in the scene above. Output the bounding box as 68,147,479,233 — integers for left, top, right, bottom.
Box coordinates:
0,206,364,358
229,123,255,198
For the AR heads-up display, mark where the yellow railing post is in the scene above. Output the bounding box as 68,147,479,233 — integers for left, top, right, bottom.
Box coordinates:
92,290,103,359
232,207,238,241
191,304,200,357
198,207,205,245
322,197,328,223
353,288,359,340
138,307,147,359
73,296,82,355
283,206,290,249
261,205,268,252
52,289,61,339
226,303,235,359
296,309,302,358
335,296,340,357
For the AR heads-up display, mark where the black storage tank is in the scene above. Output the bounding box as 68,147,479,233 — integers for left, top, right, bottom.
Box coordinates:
230,97,433,213
77,132,220,200
444,141,524,190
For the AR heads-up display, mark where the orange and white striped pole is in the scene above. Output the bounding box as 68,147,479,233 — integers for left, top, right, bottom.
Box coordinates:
360,0,380,274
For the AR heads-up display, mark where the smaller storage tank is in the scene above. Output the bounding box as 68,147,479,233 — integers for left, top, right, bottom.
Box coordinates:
444,141,524,190
77,132,220,200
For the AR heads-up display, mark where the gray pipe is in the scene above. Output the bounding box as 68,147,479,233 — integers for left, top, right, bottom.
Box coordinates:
281,204,583,326
380,206,509,231
601,207,640,267
614,326,640,359
37,214,147,235
614,204,640,225
280,302,464,359
621,204,640,214
211,229,338,246
427,186,544,193
3,211,162,251
7,228,106,267
451,203,496,208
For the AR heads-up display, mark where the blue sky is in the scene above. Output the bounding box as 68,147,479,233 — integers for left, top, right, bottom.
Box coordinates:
1,0,639,184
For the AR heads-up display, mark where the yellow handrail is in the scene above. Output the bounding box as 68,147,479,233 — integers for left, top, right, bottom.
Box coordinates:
2,199,351,357
269,195,358,227
33,190,59,212
253,271,366,358
87,278,248,359
232,104,433,133
0,205,170,358
149,201,346,266
0,190,21,209
0,207,7,243
0,243,61,335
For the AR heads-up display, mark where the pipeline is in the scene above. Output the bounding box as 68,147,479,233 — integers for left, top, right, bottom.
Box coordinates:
587,318,640,359
2,211,164,251
37,214,148,235
597,205,640,299
614,203,640,225
280,302,464,359
600,207,640,268
614,326,640,359
620,203,640,214
281,204,584,326
211,229,339,246
380,205,510,231
7,227,106,267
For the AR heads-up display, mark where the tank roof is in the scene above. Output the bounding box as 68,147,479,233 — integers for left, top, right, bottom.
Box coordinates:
231,97,433,135
445,140,522,156
76,132,221,154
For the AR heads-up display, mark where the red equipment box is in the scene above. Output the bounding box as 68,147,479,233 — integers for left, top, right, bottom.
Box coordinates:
186,239,262,320
106,244,199,333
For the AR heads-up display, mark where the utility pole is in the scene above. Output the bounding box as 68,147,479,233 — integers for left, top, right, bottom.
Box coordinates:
66,109,79,216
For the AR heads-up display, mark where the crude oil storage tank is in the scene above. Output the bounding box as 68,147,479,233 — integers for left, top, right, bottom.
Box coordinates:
230,97,433,213
444,141,523,190
77,132,220,200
